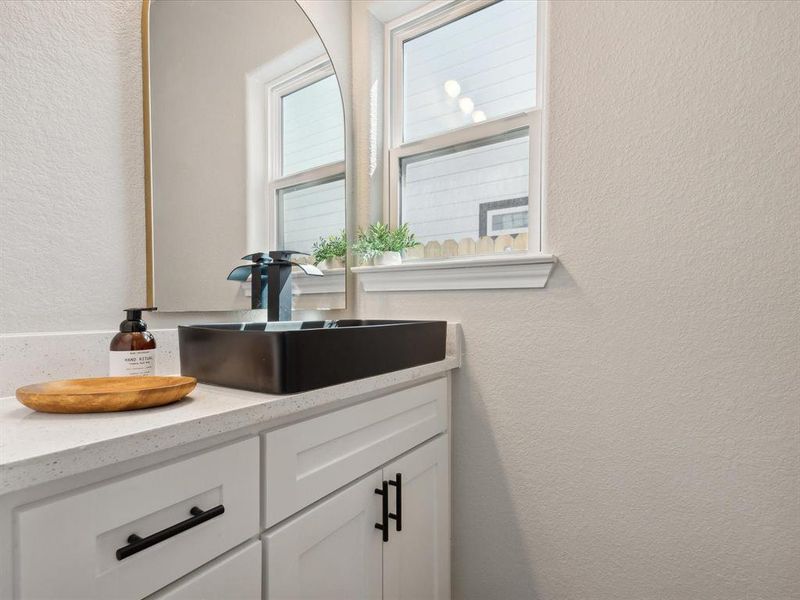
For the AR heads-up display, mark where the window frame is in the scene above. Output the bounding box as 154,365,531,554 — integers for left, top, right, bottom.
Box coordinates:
384,0,547,256
266,57,346,252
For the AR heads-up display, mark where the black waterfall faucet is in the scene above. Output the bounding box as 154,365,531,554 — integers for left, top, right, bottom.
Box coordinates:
227,250,323,321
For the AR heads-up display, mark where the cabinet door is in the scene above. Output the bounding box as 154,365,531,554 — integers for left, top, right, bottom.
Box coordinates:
383,435,450,600
263,378,447,528
147,541,261,600
263,472,383,600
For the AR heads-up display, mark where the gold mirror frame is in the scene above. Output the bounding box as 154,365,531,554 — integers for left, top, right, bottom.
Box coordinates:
141,0,154,305
139,0,347,310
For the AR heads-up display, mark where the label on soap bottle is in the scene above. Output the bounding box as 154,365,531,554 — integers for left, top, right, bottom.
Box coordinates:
109,349,156,376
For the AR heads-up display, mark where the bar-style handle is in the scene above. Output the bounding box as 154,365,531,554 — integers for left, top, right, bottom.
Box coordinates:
374,481,389,542
388,473,402,532
116,505,225,561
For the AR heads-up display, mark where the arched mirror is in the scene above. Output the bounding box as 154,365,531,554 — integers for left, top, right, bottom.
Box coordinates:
144,0,346,312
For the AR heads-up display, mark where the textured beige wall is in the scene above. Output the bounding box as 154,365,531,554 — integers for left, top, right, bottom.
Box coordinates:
0,0,146,332
1,1,798,598
0,0,350,333
354,1,800,598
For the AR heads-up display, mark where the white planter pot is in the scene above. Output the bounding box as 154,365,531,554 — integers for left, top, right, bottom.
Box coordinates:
373,251,402,266
318,257,345,270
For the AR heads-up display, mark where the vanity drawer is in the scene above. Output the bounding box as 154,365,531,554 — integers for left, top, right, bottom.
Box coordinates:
147,541,261,600
15,437,259,600
263,377,447,528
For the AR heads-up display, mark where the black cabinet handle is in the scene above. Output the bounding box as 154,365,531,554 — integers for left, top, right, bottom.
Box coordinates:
116,504,225,561
374,481,389,542
388,473,402,532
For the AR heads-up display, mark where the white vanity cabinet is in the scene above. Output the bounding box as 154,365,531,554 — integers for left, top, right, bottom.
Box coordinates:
264,435,450,600
147,541,262,600
382,435,450,600
264,471,385,599
262,378,448,528
15,437,260,600
2,374,453,600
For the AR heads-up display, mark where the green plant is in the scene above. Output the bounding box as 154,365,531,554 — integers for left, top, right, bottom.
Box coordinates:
387,223,419,252
311,230,347,265
352,222,419,259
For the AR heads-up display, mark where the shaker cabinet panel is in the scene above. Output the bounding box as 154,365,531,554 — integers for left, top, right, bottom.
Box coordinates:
147,541,261,600
383,434,450,600
263,472,383,600
263,378,447,528
15,437,259,600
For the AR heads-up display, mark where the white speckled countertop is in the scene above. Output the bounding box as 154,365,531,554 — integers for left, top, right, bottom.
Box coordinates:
0,328,460,495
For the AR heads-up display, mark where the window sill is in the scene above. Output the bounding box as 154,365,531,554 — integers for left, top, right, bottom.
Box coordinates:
351,253,556,292
292,267,345,295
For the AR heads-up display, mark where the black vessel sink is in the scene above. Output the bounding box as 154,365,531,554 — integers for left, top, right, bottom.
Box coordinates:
178,319,447,394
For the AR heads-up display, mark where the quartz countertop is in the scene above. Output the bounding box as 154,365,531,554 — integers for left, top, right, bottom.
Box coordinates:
0,346,459,495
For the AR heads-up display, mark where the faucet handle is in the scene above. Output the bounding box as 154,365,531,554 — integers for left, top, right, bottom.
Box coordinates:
242,252,271,263
268,250,306,262
243,250,309,264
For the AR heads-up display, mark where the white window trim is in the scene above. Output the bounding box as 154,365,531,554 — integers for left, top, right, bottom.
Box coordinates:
358,0,554,291
352,0,558,292
265,56,346,251
386,0,545,251
352,253,556,291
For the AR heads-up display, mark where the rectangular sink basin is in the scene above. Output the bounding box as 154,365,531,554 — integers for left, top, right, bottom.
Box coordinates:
178,320,447,394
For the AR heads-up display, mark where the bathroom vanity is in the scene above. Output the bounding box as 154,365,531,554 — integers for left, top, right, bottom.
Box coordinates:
0,332,459,599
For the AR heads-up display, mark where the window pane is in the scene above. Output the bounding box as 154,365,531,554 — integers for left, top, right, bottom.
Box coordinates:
279,178,345,254
403,0,537,142
488,204,528,236
400,132,528,248
282,75,344,175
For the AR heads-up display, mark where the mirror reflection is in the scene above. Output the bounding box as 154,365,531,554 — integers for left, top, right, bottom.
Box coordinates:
146,0,346,313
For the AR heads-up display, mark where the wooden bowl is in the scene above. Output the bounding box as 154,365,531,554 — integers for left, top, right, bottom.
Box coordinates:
15,376,197,414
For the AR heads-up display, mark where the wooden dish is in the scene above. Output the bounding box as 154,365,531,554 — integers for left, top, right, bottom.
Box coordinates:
15,376,197,414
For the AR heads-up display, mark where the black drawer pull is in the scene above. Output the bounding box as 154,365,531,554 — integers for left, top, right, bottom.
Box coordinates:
374,481,389,542
388,473,402,532
116,504,225,561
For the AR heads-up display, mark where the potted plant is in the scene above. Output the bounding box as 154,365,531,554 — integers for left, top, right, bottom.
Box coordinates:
311,230,347,270
352,222,419,266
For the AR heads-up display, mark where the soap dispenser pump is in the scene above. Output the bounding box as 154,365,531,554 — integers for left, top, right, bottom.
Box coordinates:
109,307,157,376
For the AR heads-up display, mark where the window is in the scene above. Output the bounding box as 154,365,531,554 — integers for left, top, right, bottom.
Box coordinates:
387,0,543,258
278,178,345,253
268,59,345,255
281,74,344,176
480,197,529,237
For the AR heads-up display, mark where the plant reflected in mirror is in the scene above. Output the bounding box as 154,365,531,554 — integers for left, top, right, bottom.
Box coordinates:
312,231,347,269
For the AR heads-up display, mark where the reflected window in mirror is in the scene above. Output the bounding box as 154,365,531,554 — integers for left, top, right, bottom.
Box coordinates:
268,60,345,257
145,0,347,311
282,74,344,175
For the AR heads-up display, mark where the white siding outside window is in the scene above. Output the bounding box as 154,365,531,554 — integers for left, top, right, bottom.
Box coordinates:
282,75,344,175
401,131,528,244
403,0,537,142
279,178,345,254
387,0,543,258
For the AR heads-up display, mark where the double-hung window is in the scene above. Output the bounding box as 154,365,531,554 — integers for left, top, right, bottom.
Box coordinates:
386,0,544,259
267,59,345,256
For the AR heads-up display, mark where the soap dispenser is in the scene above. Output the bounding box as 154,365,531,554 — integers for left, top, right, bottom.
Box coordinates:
109,307,157,376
